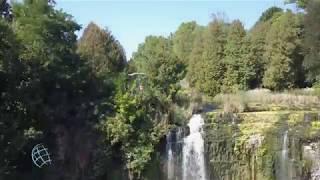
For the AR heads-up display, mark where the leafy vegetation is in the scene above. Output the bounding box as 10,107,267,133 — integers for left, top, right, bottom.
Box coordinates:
303,0,320,82
77,22,126,76
262,11,304,90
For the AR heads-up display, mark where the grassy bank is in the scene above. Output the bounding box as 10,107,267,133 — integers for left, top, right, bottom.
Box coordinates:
213,89,320,113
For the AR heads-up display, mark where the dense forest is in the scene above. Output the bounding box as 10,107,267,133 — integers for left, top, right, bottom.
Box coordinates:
1,0,320,180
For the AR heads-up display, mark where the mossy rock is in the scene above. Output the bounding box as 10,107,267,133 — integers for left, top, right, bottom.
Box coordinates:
204,110,320,180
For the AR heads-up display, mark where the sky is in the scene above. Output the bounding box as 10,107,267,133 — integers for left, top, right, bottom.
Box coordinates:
55,0,296,59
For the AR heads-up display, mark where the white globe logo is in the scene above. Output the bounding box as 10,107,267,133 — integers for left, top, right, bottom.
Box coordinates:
31,144,52,168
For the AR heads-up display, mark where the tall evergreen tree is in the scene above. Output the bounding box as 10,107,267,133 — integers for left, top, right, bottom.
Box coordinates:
222,20,255,92
262,11,303,90
303,0,320,83
172,21,199,65
189,18,227,96
187,26,205,87
247,7,284,88
247,23,270,87
78,22,126,76
256,6,283,25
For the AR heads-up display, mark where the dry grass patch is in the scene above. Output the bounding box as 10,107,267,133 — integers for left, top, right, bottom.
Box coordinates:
214,89,320,112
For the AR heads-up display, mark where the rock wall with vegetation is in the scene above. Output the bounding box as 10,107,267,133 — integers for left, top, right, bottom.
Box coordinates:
204,111,320,180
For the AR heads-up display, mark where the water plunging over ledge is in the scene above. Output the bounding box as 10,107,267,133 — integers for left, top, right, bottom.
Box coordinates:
182,114,207,180
166,114,207,180
280,130,289,180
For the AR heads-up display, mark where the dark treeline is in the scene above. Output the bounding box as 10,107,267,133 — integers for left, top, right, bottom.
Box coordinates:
0,0,319,180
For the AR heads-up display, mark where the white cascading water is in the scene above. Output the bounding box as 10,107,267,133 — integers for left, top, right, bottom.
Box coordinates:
182,114,207,180
166,127,185,180
280,130,289,180
167,130,175,180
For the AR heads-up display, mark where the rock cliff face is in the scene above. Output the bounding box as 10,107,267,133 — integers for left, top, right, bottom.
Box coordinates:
204,111,320,180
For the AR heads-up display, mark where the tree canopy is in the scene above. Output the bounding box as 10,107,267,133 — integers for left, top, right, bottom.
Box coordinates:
132,36,185,96
256,6,283,25
78,22,126,76
303,0,320,82
172,21,199,64
262,11,303,90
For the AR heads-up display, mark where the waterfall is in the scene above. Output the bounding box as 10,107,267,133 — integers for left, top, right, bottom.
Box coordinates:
182,114,207,180
280,130,289,180
167,130,175,180
166,127,184,180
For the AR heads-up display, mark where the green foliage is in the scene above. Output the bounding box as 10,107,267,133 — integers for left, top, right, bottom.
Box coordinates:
0,19,19,72
188,18,227,96
186,26,205,86
247,21,273,88
172,21,199,64
102,85,169,178
222,20,256,92
256,6,283,25
0,19,29,178
78,22,126,76
13,0,80,65
262,11,304,90
303,0,320,82
0,1,116,179
132,36,185,97
310,121,320,137
98,34,181,179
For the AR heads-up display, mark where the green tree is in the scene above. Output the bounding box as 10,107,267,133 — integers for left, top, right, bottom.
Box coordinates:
188,18,227,96
0,19,28,179
7,1,114,179
247,24,269,88
262,11,303,90
78,22,126,76
172,21,199,64
303,0,320,82
248,7,284,88
247,13,278,88
187,26,205,87
13,0,80,65
222,20,256,92
256,6,283,25
132,36,185,97
102,80,169,179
